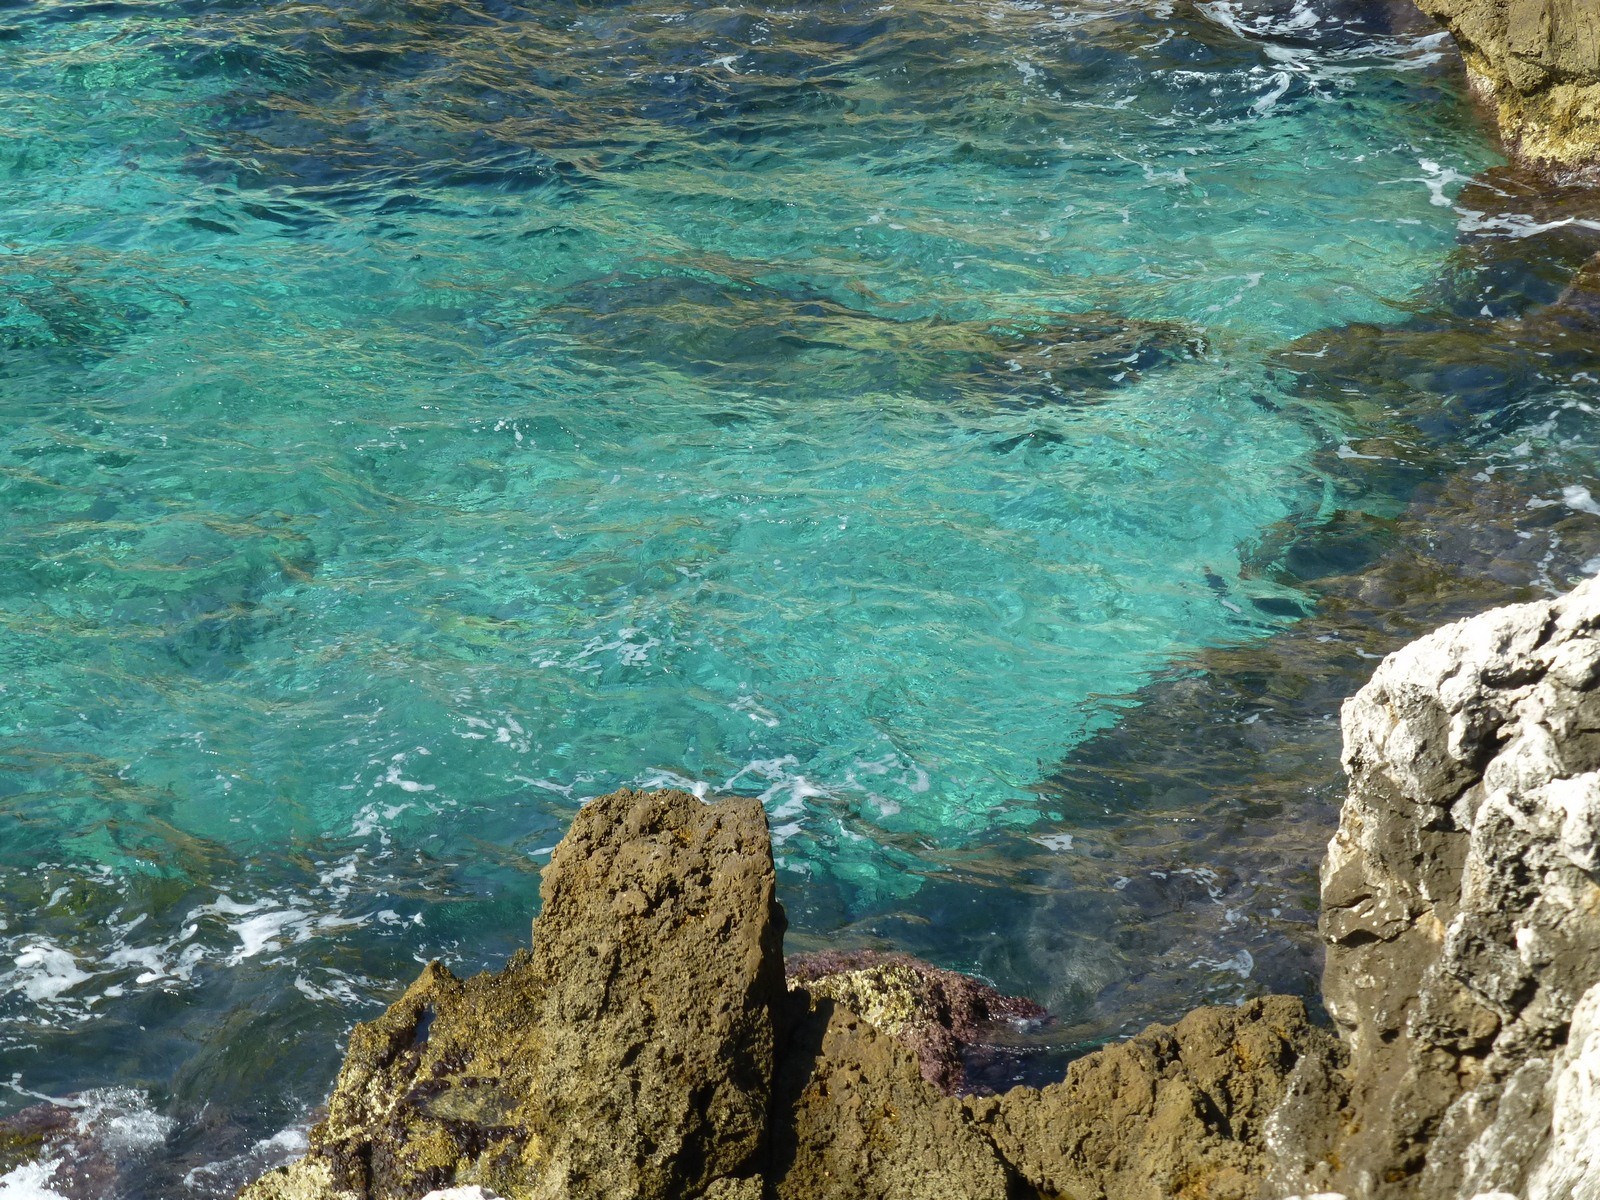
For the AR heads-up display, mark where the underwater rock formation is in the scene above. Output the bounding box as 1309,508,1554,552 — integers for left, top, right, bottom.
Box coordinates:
539,270,1206,408
1416,0,1600,179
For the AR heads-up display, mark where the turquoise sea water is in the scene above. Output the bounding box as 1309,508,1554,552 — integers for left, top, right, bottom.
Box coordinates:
0,0,1522,1190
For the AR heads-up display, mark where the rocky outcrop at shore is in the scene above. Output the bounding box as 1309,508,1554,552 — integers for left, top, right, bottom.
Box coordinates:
239,788,1327,1200
1273,573,1600,1199
239,578,1600,1200
1415,0,1600,179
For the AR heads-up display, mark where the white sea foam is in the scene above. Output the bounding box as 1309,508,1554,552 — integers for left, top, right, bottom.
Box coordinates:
182,1122,312,1195
1190,948,1256,978
190,898,366,967
635,747,942,846
69,1088,175,1154
1457,208,1600,239
3,944,91,1003
1563,485,1600,517
0,1089,173,1200
0,1159,69,1200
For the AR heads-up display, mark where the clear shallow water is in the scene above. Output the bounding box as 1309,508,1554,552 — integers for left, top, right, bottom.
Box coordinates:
0,0,1509,1187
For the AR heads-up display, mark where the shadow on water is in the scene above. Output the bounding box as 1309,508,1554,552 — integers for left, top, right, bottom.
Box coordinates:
821,175,1600,1078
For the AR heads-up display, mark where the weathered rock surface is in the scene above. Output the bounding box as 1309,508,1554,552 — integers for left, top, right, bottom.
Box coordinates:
970,996,1339,1200
1271,574,1600,1199
768,992,1022,1200
785,949,1049,1094
1415,0,1600,178
239,788,1326,1200
242,787,785,1200
522,785,784,1199
239,574,1600,1200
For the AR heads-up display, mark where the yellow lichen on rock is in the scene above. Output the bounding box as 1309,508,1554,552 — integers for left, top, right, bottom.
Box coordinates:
801,964,925,1039
238,1157,355,1200
1417,0,1600,178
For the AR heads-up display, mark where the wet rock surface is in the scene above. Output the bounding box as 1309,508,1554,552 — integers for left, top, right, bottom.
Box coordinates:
1414,0,1600,178
0,1090,177,1199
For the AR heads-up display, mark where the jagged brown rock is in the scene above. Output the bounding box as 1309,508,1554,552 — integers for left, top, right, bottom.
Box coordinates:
768,992,1022,1200
239,787,1329,1200
241,787,785,1200
969,996,1337,1200
238,579,1600,1200
522,785,785,1199
1415,0,1600,179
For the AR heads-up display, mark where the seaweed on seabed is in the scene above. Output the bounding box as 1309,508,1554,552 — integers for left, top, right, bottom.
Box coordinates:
532,267,1205,409
0,250,188,372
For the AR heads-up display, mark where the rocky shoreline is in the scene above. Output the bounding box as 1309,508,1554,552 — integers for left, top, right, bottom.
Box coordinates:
5,5,1599,1197
1414,0,1600,181
227,14,1600,1192
228,578,1600,1200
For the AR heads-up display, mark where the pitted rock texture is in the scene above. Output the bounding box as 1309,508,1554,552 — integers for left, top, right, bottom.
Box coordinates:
969,996,1337,1200
1292,574,1600,1199
241,788,786,1200
238,787,1326,1200
1414,0,1600,178
785,949,1049,1094
767,991,1023,1200
524,786,786,1199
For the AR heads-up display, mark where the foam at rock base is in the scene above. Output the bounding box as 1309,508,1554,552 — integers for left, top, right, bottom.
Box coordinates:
0,1161,69,1200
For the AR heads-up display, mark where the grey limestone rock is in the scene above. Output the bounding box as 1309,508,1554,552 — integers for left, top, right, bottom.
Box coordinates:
1281,574,1600,1200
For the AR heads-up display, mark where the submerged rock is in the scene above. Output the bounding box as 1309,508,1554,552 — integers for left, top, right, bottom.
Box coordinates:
0,1090,176,1200
539,270,1204,407
1415,0,1600,180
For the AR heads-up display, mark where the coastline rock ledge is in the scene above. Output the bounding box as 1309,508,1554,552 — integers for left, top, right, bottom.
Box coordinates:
1272,571,1600,1200
1417,0,1600,179
240,575,1600,1200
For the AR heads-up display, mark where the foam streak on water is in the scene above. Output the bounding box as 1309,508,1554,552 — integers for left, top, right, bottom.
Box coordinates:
0,0,1495,1188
